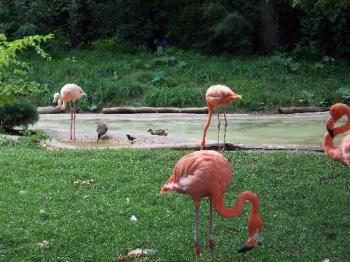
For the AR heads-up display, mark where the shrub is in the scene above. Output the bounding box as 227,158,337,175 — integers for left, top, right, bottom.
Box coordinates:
0,102,39,131
144,87,204,107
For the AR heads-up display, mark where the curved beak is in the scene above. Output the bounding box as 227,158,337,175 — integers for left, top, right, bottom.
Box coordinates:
232,94,242,100
238,230,260,253
326,118,335,138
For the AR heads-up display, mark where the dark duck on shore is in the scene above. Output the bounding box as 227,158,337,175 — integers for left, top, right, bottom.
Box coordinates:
147,128,168,136
126,134,136,143
96,122,108,142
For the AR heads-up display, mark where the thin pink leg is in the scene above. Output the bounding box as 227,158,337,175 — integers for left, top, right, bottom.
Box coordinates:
195,204,201,262
217,112,220,151
208,198,215,261
73,105,76,140
70,108,73,140
221,112,228,152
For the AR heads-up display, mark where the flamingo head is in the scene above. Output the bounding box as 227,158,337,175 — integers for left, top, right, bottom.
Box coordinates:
238,211,263,253
79,90,87,98
227,92,242,103
329,103,347,122
326,103,348,137
52,93,60,105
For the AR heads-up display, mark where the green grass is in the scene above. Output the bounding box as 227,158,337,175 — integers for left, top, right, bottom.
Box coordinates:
27,45,350,112
0,141,349,261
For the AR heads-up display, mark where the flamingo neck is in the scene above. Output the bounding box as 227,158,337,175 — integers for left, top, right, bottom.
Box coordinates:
323,132,342,162
212,191,260,218
334,112,350,136
200,108,213,150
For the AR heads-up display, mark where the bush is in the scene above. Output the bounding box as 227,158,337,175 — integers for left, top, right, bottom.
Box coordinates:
144,87,204,107
0,102,39,131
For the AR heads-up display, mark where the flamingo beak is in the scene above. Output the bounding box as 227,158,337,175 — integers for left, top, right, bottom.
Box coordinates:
238,230,260,253
232,94,242,100
326,118,335,138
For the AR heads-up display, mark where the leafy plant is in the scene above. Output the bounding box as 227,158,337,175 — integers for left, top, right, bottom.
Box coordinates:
0,33,53,103
0,101,39,131
298,90,314,106
268,52,301,72
151,71,177,87
144,87,204,107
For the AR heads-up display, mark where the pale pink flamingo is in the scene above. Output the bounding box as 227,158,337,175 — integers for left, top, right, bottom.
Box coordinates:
201,85,242,151
161,150,263,261
53,84,86,140
323,103,350,167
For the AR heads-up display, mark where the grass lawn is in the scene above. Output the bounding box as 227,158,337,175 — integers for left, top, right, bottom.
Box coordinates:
0,141,349,261
28,46,350,112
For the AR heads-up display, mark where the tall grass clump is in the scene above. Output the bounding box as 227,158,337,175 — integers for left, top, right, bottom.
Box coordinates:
145,87,205,107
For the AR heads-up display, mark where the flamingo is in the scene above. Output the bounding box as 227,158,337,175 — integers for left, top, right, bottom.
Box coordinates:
53,84,86,140
323,103,350,167
200,85,242,151
161,150,263,261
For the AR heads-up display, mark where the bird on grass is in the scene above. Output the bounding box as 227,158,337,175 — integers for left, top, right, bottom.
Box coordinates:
147,128,168,136
161,150,263,261
201,84,241,151
96,122,108,142
323,103,350,167
126,134,136,143
53,83,86,140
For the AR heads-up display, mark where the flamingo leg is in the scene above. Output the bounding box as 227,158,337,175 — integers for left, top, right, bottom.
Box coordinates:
208,198,215,262
195,204,202,262
217,111,221,151
69,102,73,140
73,102,76,140
221,112,228,152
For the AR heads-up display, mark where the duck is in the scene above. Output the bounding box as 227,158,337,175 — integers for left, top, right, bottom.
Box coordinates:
126,134,136,143
96,122,108,142
147,128,168,136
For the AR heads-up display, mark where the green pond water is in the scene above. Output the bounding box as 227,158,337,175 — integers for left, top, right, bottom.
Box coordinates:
34,112,348,146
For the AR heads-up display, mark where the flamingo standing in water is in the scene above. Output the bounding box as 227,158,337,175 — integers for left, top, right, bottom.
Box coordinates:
53,84,86,140
201,85,242,151
323,103,350,167
161,150,263,261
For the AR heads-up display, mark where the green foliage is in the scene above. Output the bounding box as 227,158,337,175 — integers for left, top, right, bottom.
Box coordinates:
267,52,302,72
292,0,350,58
0,33,53,103
0,101,39,131
1,1,349,57
145,87,204,107
28,46,350,112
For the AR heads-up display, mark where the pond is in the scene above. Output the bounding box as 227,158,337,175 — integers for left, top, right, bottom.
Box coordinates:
34,112,347,147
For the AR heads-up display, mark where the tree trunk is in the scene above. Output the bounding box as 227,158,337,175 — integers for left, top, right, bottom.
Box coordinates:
260,0,279,54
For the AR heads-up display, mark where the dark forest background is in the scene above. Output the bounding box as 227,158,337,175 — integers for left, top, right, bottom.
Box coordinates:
1,0,350,58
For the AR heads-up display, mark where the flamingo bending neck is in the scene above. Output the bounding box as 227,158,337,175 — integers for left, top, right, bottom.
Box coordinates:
212,190,262,248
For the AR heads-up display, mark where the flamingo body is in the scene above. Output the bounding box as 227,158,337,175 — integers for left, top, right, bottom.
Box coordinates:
201,85,241,150
53,83,86,140
323,103,350,167
161,150,263,260
58,84,86,110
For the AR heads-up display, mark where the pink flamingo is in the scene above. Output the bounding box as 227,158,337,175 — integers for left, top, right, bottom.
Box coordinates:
53,84,86,140
323,103,350,167
201,85,242,151
161,150,263,261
